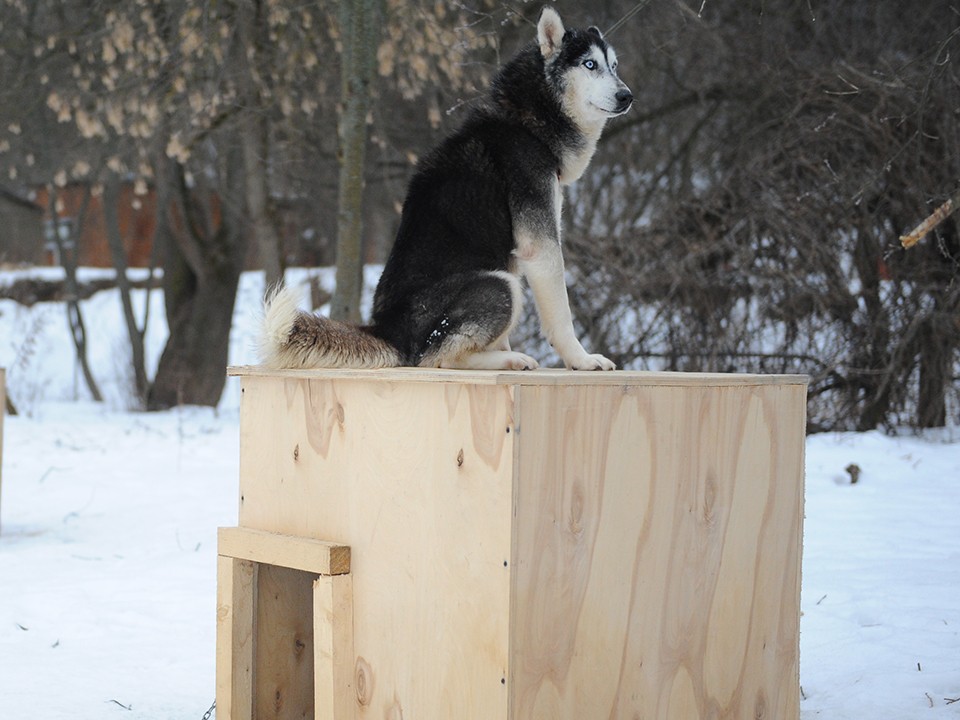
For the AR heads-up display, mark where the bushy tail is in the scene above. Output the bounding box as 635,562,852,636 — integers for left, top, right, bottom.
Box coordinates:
258,285,401,369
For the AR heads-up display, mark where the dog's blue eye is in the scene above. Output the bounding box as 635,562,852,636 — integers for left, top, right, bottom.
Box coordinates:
583,59,596,70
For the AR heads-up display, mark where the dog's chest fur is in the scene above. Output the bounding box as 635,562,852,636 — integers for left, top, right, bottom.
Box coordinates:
558,123,603,184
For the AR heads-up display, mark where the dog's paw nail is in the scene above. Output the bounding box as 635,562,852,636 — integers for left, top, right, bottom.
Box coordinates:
571,354,615,371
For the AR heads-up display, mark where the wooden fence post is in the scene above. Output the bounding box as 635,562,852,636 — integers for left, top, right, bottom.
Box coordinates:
0,367,5,534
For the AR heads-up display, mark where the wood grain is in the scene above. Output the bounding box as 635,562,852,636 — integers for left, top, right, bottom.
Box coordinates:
510,383,805,719
255,564,315,719
229,365,808,388
219,527,350,576
216,556,256,720
229,371,805,720
239,376,515,719
314,574,355,720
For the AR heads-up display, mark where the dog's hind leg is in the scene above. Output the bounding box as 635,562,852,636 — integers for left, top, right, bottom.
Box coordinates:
418,271,538,370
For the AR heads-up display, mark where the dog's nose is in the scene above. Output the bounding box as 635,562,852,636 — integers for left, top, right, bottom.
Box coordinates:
615,89,634,112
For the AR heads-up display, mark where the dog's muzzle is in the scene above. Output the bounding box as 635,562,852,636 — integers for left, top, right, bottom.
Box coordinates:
614,88,634,114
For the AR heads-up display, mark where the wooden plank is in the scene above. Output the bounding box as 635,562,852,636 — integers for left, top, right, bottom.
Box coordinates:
216,556,256,720
314,574,355,720
228,365,809,388
509,382,805,720
256,564,315,720
239,376,513,720
219,526,350,576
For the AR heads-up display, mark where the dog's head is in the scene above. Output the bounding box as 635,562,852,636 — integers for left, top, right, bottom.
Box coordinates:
538,7,633,126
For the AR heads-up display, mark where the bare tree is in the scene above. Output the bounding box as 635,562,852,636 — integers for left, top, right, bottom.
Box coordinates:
237,0,285,292
3,0,338,408
549,0,960,431
103,175,149,404
332,0,381,323
46,185,103,402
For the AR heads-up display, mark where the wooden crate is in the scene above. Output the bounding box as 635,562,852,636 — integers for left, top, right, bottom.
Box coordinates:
219,368,807,720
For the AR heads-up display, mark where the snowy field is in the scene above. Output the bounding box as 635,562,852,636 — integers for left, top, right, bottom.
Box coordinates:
1,269,958,719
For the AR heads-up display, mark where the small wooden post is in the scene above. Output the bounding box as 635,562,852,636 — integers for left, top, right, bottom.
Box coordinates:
0,367,5,533
216,556,256,720
314,574,355,720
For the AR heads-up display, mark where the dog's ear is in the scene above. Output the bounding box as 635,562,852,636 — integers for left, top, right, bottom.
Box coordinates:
538,6,565,59
587,26,604,40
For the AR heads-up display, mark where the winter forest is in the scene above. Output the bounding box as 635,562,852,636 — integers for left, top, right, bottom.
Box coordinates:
1,2,960,720
0,0,956,429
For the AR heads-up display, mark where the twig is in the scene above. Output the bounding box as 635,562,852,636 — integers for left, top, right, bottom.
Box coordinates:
606,0,657,36
900,187,960,248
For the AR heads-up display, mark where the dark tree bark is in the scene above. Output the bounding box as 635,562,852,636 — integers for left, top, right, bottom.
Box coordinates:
103,176,149,405
48,185,103,403
237,0,284,292
331,0,380,323
147,150,247,410
916,283,960,428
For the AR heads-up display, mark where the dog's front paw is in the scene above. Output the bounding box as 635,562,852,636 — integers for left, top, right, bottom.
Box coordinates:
569,353,616,371
503,352,540,370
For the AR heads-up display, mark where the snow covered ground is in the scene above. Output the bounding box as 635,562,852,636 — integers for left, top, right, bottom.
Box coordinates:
0,269,958,718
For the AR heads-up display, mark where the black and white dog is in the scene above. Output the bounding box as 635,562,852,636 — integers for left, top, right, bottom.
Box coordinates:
261,7,632,370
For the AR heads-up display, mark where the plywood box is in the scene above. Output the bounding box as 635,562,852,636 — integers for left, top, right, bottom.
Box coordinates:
220,368,807,720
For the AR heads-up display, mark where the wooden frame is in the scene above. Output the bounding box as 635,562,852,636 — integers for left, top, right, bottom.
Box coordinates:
216,528,354,720
221,368,807,720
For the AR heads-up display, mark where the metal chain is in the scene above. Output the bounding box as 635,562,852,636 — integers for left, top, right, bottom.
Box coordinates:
200,700,215,720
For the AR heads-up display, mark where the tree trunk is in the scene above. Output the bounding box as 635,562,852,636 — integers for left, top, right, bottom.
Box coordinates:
147,252,242,409
331,0,380,323
103,176,149,406
241,114,284,291
851,228,892,431
48,185,103,402
916,285,959,428
238,0,284,292
916,317,947,428
147,151,247,411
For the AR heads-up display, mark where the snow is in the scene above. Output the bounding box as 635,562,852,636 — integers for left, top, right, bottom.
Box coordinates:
801,431,960,717
1,269,959,718
1,403,234,719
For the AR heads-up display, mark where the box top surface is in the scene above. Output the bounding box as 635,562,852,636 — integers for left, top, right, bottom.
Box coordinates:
228,365,809,387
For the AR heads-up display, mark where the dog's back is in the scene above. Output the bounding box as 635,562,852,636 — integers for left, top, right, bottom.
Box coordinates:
371,107,554,363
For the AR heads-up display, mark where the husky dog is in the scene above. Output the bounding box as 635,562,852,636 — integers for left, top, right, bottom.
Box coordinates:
261,7,632,371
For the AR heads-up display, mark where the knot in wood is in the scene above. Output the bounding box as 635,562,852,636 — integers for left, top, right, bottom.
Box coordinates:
568,484,585,535
355,656,373,706
754,689,767,719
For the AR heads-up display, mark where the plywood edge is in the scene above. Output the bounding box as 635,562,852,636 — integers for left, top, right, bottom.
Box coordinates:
216,556,255,720
219,527,351,576
228,365,809,387
314,574,355,720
